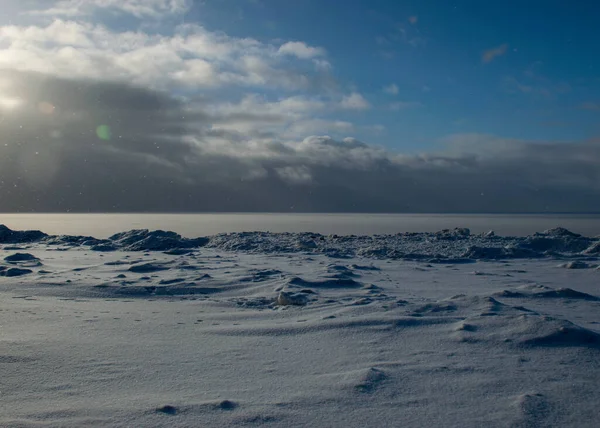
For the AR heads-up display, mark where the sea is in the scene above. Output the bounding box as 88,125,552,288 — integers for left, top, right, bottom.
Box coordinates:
1,213,600,238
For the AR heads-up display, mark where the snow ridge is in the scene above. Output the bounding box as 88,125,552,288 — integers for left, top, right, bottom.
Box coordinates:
1,225,599,261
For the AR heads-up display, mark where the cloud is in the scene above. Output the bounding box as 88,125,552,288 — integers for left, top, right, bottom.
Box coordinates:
202,93,351,140
383,83,399,95
276,165,312,184
0,19,332,91
313,59,332,71
340,93,371,110
482,44,508,63
286,119,354,137
2,3,598,214
0,72,389,211
503,75,571,99
26,0,191,18
278,41,326,59
2,71,600,213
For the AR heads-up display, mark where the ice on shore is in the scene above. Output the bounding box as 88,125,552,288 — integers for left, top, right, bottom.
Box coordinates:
1,225,599,427
2,224,600,261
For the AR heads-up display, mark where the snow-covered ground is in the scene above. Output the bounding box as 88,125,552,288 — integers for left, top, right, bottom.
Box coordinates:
1,225,599,427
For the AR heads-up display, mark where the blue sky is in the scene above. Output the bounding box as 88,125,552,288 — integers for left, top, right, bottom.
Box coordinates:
184,0,600,149
1,0,600,212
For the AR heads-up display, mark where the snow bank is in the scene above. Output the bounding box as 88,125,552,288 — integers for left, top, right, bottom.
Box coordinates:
0,224,46,243
1,224,599,261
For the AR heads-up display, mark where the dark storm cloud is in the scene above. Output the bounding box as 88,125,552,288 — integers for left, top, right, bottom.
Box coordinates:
1,70,600,213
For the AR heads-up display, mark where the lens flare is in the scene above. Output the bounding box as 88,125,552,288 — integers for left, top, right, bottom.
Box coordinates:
96,125,112,140
38,101,55,115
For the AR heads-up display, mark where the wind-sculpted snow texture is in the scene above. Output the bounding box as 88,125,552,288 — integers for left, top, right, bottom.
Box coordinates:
1,224,599,427
1,225,599,260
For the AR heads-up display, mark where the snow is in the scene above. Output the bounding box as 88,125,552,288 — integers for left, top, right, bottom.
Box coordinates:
1,225,599,427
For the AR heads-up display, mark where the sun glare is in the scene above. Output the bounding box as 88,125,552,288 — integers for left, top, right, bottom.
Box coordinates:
0,96,24,110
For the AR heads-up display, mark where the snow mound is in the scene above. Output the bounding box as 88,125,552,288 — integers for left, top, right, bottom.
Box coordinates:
540,227,582,237
496,285,600,301
512,393,553,427
288,276,362,289
4,253,40,263
353,368,387,393
461,245,538,259
2,267,33,277
516,236,590,254
276,291,309,306
434,227,471,238
521,319,600,347
44,234,104,247
156,405,178,415
559,261,592,269
0,224,46,243
109,229,209,251
216,400,238,410
324,264,361,279
128,262,171,273
92,283,221,297
582,240,600,254
239,269,282,283
91,244,117,252
350,264,380,271
413,301,458,315
449,299,600,348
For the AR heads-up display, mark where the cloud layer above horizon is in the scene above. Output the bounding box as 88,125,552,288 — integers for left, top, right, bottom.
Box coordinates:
1,0,599,213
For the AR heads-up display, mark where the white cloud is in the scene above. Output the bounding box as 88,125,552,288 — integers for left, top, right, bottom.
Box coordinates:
292,136,390,169
276,96,327,113
482,44,508,64
0,2,392,190
27,0,191,18
313,59,332,71
340,93,371,110
275,165,312,184
286,119,354,137
0,19,329,91
383,83,399,95
210,94,324,123
203,94,353,141
278,41,326,59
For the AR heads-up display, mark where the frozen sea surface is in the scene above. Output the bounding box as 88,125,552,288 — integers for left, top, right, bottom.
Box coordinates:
2,212,600,237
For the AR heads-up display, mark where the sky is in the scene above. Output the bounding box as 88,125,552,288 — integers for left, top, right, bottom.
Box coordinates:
0,0,599,213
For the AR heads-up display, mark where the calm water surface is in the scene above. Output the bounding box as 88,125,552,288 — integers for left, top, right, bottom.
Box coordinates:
1,213,600,238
